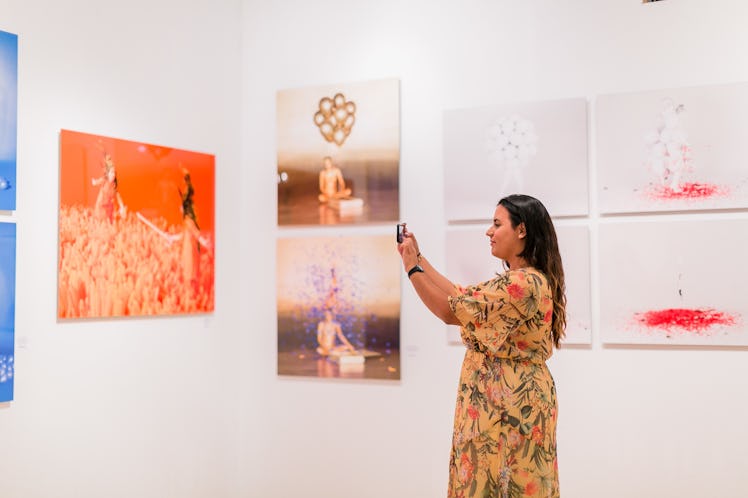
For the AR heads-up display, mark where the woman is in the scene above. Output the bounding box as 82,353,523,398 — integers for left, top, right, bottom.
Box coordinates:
91,154,126,222
398,194,564,498
178,169,210,294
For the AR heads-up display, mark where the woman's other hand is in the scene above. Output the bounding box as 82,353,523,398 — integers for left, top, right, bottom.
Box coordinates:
397,226,420,270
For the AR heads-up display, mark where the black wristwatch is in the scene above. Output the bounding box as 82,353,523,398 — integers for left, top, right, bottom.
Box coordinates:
407,265,424,278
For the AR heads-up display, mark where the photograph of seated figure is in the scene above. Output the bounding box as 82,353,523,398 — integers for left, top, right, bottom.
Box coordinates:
276,79,400,226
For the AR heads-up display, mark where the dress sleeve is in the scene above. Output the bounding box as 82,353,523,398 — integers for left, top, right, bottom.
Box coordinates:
448,271,540,354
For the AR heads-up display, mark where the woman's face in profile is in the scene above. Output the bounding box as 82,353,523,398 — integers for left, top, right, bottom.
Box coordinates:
485,205,524,260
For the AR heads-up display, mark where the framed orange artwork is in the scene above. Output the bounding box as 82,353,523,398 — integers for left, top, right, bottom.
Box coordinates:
58,129,215,319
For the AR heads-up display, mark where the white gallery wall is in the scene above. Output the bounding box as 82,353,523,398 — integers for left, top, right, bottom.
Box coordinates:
240,1,748,498
2,1,748,498
0,1,243,497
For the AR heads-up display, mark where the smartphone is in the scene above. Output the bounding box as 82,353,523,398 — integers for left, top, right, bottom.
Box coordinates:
396,223,405,243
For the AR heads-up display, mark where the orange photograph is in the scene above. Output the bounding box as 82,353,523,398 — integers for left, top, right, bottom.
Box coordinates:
58,129,215,319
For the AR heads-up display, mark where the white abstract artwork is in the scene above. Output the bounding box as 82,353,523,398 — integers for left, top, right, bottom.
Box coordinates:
445,224,591,345
597,82,748,214
599,219,748,346
444,98,588,221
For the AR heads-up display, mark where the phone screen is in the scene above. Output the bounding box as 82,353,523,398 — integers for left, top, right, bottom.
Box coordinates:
396,224,404,243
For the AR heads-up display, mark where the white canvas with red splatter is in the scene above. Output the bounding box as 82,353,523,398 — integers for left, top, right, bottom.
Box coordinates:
599,219,747,345
597,82,748,214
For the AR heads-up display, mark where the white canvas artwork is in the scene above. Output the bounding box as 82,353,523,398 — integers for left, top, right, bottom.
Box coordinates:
444,98,588,221
597,82,748,214
445,224,591,345
599,219,748,346
557,225,592,345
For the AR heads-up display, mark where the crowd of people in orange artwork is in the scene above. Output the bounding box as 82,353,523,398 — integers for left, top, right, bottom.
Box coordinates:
58,205,214,318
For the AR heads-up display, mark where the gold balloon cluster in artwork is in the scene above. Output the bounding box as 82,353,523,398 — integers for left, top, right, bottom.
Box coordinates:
313,93,356,146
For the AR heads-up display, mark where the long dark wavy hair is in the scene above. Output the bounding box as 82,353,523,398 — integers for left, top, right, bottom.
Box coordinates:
498,194,566,347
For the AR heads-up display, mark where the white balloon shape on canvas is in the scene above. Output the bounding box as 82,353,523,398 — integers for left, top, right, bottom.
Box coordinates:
644,98,691,191
486,114,539,196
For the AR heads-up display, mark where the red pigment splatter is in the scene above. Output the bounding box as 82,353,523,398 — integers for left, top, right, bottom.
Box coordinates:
635,308,736,334
648,182,728,200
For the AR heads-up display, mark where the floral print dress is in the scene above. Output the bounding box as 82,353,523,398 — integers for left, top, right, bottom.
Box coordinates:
447,267,559,498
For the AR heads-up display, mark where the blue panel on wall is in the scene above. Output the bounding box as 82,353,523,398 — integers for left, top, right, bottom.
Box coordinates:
0,222,17,402
0,29,18,211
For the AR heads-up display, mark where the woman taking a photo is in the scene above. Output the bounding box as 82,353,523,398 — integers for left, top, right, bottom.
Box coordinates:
398,194,564,498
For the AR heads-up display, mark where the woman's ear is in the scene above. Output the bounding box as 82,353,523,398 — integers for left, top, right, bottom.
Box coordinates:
517,223,527,239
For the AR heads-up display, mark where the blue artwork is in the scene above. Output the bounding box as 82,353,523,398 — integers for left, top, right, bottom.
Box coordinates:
0,29,18,211
0,222,16,402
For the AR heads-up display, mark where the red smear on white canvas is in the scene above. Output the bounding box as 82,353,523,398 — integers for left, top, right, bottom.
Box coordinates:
646,182,730,200
633,308,738,336
641,99,732,202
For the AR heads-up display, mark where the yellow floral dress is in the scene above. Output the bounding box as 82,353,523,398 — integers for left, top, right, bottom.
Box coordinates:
447,268,560,498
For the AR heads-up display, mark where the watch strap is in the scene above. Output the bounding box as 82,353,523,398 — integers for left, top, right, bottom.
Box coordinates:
407,265,424,278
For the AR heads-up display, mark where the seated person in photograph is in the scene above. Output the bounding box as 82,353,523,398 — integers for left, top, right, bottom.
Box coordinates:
318,156,352,202
316,309,357,356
